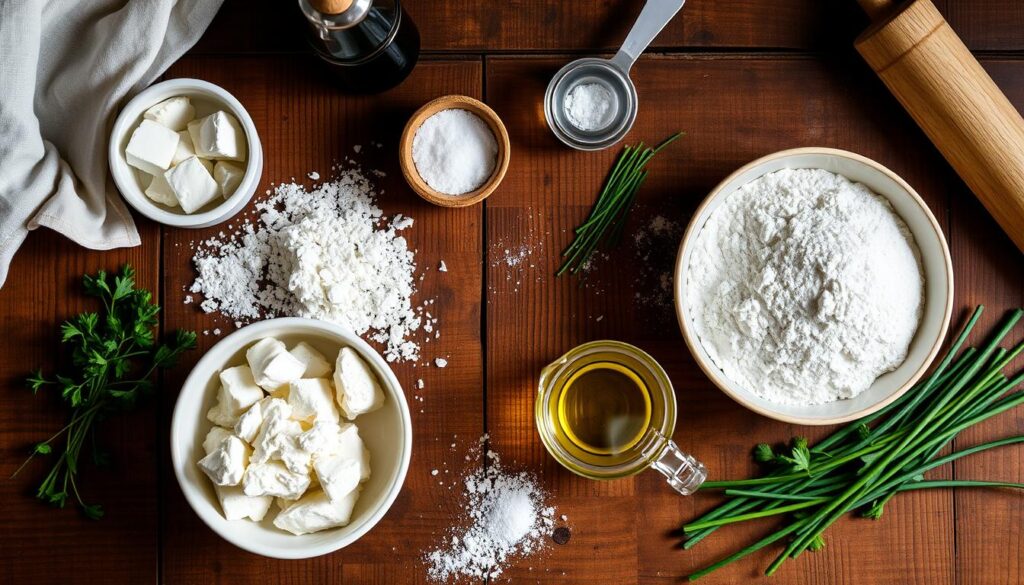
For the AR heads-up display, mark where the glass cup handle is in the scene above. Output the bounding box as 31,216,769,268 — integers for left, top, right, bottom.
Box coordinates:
641,430,707,496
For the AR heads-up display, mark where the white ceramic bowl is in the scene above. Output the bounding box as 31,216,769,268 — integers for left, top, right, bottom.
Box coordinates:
109,78,263,228
674,148,954,425
171,318,412,559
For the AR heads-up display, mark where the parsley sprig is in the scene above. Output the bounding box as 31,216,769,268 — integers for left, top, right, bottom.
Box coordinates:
753,437,812,474
13,265,196,519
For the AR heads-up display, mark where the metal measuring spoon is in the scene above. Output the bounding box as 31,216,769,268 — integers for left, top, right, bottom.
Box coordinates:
545,0,686,151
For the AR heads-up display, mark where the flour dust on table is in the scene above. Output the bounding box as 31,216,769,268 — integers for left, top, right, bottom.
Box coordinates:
189,164,433,362
686,168,924,405
425,437,564,581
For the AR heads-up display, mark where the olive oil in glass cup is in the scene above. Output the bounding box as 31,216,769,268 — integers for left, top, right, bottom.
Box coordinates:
536,340,706,494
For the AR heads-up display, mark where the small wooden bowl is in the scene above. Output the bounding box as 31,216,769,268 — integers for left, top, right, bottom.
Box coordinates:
399,95,510,208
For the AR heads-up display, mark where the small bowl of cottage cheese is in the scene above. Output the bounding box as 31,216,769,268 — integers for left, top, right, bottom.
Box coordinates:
171,318,411,558
674,147,954,425
109,78,263,228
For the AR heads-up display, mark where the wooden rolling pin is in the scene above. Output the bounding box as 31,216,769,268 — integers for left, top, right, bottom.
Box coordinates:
855,0,1024,253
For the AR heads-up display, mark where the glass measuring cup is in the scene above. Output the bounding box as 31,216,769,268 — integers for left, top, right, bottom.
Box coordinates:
535,340,706,495
544,0,686,150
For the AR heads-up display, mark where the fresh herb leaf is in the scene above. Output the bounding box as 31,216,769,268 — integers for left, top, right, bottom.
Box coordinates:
15,265,196,518
82,504,104,520
26,370,51,393
789,438,812,474
753,443,776,463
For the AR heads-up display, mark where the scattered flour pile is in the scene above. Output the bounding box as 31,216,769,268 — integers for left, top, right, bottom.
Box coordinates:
426,443,558,581
686,168,924,405
190,166,426,362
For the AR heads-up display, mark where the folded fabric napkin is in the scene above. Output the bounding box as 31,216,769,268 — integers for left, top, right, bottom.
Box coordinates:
0,0,224,287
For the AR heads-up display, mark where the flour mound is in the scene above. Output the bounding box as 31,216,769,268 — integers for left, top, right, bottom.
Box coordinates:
425,444,557,581
190,166,425,362
686,168,924,405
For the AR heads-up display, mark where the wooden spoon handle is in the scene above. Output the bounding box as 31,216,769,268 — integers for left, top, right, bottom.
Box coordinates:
310,0,353,15
858,0,895,20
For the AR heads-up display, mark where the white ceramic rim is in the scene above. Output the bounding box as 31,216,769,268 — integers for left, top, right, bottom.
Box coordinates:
170,318,413,559
674,147,955,425
108,78,263,228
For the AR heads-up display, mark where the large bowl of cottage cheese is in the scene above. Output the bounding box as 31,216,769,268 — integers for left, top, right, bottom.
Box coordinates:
674,148,953,425
171,318,412,558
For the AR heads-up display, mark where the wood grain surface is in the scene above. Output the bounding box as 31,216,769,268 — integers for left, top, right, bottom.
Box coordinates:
1,1,1023,584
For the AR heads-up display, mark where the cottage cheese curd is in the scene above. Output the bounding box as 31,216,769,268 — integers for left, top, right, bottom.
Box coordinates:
197,337,382,534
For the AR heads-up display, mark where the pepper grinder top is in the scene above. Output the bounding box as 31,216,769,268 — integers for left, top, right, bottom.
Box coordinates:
297,0,420,92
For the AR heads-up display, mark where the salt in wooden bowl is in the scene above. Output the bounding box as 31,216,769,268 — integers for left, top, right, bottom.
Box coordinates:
399,95,510,208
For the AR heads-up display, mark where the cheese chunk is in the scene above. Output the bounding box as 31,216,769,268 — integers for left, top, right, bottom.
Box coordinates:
171,130,196,166
288,342,332,378
166,156,221,214
214,161,246,199
203,426,233,455
197,434,250,486
333,347,385,419
144,173,178,208
250,399,312,473
314,453,362,503
233,399,265,444
297,420,342,454
198,156,215,174
317,422,371,482
251,403,301,464
125,119,180,176
247,337,306,392
143,96,195,131
288,378,340,424
243,461,310,500
188,111,247,161
201,427,272,520
260,396,293,422
206,366,264,428
215,484,273,521
273,488,359,535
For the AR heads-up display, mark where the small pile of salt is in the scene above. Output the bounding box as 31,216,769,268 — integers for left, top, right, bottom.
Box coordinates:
564,83,614,131
425,446,559,581
412,108,497,195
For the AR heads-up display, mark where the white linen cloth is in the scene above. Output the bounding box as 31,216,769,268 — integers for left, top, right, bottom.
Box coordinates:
0,0,224,286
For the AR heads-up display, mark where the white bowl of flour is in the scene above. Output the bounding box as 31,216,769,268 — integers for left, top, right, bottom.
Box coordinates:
675,148,953,425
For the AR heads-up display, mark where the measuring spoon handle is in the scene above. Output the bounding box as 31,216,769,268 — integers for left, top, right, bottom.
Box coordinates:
611,0,686,74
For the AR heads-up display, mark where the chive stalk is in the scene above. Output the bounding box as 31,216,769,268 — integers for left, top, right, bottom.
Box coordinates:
557,132,683,277
682,307,1024,580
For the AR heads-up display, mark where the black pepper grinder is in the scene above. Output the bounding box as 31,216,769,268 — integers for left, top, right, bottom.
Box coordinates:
298,0,420,93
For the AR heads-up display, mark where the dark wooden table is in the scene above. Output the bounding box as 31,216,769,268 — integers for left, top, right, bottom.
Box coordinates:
2,1,1023,583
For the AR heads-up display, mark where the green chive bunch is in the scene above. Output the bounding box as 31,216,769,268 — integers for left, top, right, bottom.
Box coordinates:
557,132,683,276
684,306,1024,580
